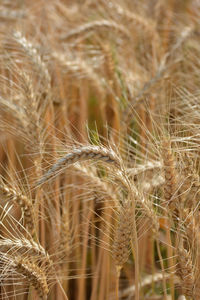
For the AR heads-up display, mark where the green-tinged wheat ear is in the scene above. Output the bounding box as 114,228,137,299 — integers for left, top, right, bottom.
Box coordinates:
112,200,134,269
14,256,49,300
0,182,36,236
36,145,121,186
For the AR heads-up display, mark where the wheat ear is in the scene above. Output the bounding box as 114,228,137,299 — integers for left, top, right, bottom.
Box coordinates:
0,182,35,236
162,139,178,211
13,31,51,91
112,200,134,270
36,145,121,186
100,0,158,41
60,20,130,41
14,256,49,300
176,241,195,298
0,237,52,267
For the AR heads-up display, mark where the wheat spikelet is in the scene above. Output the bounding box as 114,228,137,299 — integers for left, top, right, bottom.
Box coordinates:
52,51,104,99
181,209,198,249
141,174,165,193
176,246,195,297
37,145,121,186
162,139,178,211
0,237,52,267
18,72,46,153
14,256,49,299
13,31,51,92
140,196,159,236
112,200,134,269
0,9,26,19
60,20,130,41
0,181,35,236
99,0,158,41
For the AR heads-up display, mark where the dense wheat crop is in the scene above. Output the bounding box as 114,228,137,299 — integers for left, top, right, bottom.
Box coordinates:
0,0,200,299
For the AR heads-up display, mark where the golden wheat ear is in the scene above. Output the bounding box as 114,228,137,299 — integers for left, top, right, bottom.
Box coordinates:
36,145,121,186
112,200,134,269
14,256,49,300
0,179,36,237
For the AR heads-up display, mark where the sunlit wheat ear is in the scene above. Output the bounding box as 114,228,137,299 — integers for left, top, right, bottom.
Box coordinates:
181,208,198,250
178,153,200,209
0,180,36,236
0,236,53,268
112,199,134,271
161,139,178,211
14,256,49,300
36,145,121,186
0,8,26,20
176,244,195,298
99,0,159,42
12,31,51,91
60,20,130,41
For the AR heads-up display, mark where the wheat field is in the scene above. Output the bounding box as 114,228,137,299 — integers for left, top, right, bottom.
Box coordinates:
0,0,200,299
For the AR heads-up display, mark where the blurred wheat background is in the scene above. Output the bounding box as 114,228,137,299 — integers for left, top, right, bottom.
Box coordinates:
0,0,200,299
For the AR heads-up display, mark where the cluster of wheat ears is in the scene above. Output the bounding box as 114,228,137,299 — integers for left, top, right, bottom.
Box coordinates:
0,0,200,299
